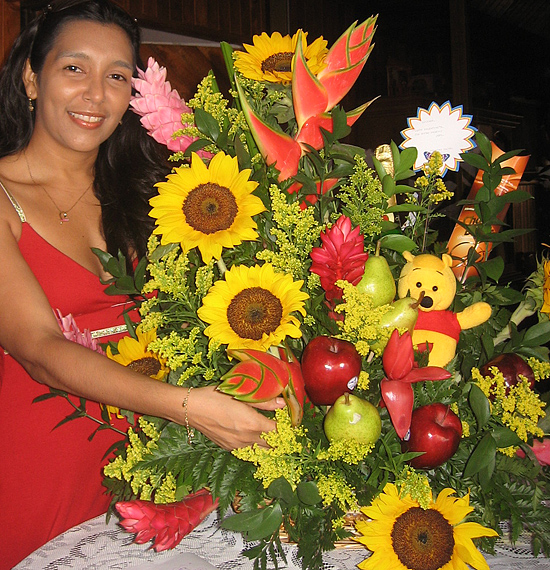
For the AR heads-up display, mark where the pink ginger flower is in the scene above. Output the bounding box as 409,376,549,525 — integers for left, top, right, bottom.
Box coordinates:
55,310,104,355
131,57,205,155
310,215,368,301
116,489,219,552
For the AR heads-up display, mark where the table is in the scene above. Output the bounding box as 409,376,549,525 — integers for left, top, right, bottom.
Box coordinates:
15,512,550,569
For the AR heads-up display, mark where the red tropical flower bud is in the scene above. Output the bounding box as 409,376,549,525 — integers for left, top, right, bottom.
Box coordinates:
382,329,414,381
380,378,414,440
116,489,218,552
310,215,368,301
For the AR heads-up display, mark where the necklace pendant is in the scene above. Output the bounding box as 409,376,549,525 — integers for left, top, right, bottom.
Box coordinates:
60,211,69,223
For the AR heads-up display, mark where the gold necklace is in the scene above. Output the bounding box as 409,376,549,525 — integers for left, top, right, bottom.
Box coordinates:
24,152,93,224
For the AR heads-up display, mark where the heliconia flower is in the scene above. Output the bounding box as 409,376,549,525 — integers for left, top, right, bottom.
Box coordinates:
131,57,204,155
310,215,368,301
219,347,306,425
116,489,218,552
237,18,377,182
381,329,451,440
55,309,104,355
218,348,292,402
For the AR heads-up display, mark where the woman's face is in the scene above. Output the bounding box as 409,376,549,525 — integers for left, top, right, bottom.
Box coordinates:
25,20,134,155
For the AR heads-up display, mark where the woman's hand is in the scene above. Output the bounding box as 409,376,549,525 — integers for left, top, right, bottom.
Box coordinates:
186,386,286,451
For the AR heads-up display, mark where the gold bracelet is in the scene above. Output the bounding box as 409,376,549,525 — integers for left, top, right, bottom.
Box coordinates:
182,386,195,444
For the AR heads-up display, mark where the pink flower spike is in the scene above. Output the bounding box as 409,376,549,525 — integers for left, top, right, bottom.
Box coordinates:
131,57,210,157
116,489,219,552
54,309,105,355
310,215,368,301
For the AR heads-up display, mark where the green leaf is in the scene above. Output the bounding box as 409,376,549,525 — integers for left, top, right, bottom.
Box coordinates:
396,147,417,173
476,257,504,282
221,508,266,532
245,503,283,541
183,138,211,157
464,432,497,478
468,383,491,429
475,131,492,162
296,481,322,505
268,477,297,505
461,152,489,171
382,174,396,197
379,233,418,253
523,321,550,347
492,426,522,448
194,108,221,142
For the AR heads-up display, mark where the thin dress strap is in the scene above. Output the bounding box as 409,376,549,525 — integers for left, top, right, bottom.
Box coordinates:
0,180,26,222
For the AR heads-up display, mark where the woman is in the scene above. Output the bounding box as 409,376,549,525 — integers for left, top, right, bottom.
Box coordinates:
0,2,282,567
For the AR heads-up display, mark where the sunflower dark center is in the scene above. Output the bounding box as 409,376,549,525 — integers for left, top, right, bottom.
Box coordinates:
261,52,293,73
226,286,283,340
183,182,238,234
391,507,454,570
127,357,162,377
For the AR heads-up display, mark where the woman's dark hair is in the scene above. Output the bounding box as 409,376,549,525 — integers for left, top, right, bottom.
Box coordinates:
0,0,170,267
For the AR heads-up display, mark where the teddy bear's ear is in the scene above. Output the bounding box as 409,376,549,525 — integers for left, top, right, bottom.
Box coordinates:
442,254,453,268
403,251,415,263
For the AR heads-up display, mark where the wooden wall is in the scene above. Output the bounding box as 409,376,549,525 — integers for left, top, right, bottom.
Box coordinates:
0,0,19,66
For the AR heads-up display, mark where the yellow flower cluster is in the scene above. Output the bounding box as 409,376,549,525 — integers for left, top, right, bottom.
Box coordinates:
357,371,370,391
184,72,245,140
413,151,454,205
527,357,550,381
103,418,172,501
147,328,205,377
143,238,191,301
195,261,215,297
317,439,374,464
232,408,305,489
472,367,545,444
335,280,394,356
394,467,432,509
337,155,386,244
256,185,322,280
317,472,358,512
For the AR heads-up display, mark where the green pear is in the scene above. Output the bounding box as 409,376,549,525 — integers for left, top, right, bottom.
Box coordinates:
379,295,421,332
324,393,381,444
370,295,422,352
356,242,396,307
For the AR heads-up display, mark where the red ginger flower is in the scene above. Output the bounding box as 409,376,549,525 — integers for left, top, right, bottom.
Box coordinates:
116,488,218,552
310,215,368,301
131,57,208,156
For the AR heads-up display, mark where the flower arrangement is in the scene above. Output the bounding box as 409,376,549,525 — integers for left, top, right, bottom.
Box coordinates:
92,16,550,570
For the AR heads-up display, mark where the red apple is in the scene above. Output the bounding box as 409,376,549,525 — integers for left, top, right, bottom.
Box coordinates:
403,403,462,469
479,353,535,392
300,336,362,405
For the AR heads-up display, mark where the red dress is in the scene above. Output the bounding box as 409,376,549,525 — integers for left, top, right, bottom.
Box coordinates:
0,195,133,569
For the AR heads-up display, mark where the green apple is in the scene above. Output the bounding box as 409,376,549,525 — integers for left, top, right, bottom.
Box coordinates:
356,243,396,307
324,393,382,444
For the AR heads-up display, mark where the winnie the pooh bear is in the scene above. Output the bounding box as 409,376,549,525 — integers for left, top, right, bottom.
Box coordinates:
397,251,491,367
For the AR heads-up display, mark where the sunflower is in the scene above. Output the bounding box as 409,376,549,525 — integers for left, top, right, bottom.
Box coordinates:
197,263,308,351
149,152,266,263
234,30,328,84
354,483,498,570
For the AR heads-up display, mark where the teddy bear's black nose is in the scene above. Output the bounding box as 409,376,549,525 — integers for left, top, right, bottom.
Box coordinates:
421,296,433,308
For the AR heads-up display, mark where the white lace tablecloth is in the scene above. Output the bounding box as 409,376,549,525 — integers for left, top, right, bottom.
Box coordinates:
15,511,550,570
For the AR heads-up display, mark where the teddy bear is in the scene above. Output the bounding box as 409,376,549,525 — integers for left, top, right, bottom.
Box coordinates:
397,251,492,367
